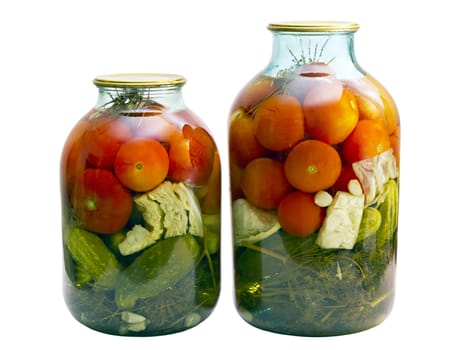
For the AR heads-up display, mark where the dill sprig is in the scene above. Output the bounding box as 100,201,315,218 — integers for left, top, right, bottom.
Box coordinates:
103,88,151,112
277,36,336,78
235,230,396,336
65,243,219,336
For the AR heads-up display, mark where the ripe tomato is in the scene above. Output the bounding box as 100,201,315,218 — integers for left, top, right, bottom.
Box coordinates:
278,191,325,237
83,114,132,168
252,94,305,151
341,119,391,164
168,124,216,185
284,139,342,193
230,76,275,113
366,74,399,135
114,138,169,192
60,119,90,196
303,82,359,145
229,159,245,201
241,157,292,210
71,169,133,234
229,110,266,167
200,151,221,214
332,164,359,194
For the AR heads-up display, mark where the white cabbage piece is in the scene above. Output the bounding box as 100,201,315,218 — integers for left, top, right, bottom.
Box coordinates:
118,181,203,255
118,224,162,256
147,181,189,238
173,182,203,237
352,149,398,204
316,191,365,249
233,198,280,245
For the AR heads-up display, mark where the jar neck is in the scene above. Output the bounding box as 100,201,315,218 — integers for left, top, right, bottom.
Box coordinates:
95,85,186,111
266,31,363,79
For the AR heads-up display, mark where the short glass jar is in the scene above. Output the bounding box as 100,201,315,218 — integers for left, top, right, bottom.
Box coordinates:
60,73,221,336
229,22,400,336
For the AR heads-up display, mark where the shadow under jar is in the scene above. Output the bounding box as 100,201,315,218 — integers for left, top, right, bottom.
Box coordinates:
60,73,221,336
229,21,400,336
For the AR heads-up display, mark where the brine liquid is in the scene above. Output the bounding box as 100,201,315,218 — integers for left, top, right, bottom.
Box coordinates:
230,70,399,336
61,105,221,336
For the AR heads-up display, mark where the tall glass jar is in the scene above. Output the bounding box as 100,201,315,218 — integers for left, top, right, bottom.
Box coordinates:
61,73,221,336
229,22,400,336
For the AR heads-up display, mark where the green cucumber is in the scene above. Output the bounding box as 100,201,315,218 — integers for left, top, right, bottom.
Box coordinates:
115,235,201,309
67,227,121,289
376,179,399,248
356,207,382,243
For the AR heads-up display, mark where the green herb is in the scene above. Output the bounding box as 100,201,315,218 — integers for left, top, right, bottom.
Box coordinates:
235,227,396,336
64,235,219,336
104,88,146,110
277,36,336,78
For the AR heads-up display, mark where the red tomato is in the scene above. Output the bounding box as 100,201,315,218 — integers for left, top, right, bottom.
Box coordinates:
60,119,90,196
278,191,324,237
114,138,169,192
83,115,132,168
168,125,216,185
71,169,133,234
332,164,359,194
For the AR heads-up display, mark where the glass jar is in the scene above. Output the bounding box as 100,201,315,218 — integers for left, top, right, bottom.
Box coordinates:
229,22,400,336
60,73,221,336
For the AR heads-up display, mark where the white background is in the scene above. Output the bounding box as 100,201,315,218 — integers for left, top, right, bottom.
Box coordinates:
1,0,466,348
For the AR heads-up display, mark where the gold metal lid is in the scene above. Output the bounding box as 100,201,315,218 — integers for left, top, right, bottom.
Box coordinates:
93,73,186,87
267,21,360,33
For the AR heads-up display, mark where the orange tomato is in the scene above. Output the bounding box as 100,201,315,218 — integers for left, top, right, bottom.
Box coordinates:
284,140,342,193
71,169,133,234
83,115,132,168
114,138,169,192
168,124,216,185
303,83,359,144
229,110,265,167
229,159,245,201
278,191,325,237
200,151,221,214
365,74,399,135
341,119,391,164
345,75,399,135
230,76,275,113
241,158,292,210
390,125,401,167
252,94,305,151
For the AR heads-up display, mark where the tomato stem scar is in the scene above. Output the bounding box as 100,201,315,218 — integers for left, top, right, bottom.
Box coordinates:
307,164,318,174
85,198,97,211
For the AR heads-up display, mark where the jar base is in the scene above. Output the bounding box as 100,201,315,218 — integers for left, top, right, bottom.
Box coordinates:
237,300,394,337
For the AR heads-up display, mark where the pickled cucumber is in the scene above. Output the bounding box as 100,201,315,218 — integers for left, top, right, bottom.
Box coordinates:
376,179,398,248
356,207,382,243
115,235,201,309
67,227,121,289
